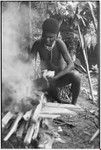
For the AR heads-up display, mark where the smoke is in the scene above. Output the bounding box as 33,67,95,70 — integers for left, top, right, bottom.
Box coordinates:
2,2,40,111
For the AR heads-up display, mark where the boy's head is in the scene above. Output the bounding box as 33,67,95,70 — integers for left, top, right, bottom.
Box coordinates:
42,18,59,47
42,18,59,34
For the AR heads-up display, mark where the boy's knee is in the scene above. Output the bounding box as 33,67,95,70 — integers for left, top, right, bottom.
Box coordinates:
72,70,81,83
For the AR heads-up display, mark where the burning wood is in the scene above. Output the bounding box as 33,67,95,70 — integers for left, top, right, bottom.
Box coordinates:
2,89,85,149
32,120,40,140
2,102,80,145
24,93,45,144
16,120,26,138
2,111,14,128
32,103,42,122
24,123,35,145
32,93,45,122
4,112,23,141
23,109,33,121
23,93,45,144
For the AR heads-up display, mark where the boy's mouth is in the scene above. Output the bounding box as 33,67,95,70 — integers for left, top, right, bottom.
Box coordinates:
44,41,56,51
45,41,56,48
45,42,53,47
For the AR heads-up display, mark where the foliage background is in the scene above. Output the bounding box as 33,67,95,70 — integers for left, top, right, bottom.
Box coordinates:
2,1,99,68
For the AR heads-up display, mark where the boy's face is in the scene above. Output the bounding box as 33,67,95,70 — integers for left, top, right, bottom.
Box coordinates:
42,33,57,47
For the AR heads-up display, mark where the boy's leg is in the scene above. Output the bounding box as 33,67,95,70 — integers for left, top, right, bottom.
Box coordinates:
70,71,81,104
34,70,81,104
54,70,81,104
46,86,60,102
33,77,60,102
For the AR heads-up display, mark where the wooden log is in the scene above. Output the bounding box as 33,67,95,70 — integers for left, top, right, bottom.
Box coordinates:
24,93,45,144
5,118,15,130
41,107,77,116
24,123,35,145
2,111,14,128
32,93,44,122
23,109,32,121
32,120,40,140
4,112,23,141
32,103,42,121
25,121,29,131
44,102,84,112
16,121,26,138
39,113,60,119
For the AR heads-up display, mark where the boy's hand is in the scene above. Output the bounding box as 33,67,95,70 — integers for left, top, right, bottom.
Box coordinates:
42,70,55,88
43,70,55,78
47,76,56,89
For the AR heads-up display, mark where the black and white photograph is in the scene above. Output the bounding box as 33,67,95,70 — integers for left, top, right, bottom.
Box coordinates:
1,0,100,149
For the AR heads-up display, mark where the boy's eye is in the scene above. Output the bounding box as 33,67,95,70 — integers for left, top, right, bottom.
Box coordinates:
48,37,54,40
49,37,55,40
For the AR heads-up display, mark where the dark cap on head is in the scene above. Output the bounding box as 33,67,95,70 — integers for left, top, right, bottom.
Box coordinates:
42,18,59,34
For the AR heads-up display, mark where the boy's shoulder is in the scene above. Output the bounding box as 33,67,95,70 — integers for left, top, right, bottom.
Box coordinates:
56,38,66,48
33,38,42,45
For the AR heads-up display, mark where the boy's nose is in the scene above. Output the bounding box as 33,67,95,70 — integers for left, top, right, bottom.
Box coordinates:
46,37,51,42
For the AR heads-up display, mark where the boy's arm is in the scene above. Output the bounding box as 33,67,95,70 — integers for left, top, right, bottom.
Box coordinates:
53,39,74,80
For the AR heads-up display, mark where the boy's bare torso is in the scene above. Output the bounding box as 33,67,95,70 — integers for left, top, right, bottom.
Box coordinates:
34,39,66,74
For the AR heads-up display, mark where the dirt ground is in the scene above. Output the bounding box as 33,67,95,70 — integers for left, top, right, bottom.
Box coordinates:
53,96,100,149
1,74,100,149
52,74,100,149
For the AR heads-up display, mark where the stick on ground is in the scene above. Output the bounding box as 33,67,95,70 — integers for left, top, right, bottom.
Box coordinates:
89,129,100,142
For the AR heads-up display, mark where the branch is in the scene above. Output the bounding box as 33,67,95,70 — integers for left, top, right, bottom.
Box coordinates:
77,24,95,102
89,129,100,142
88,2,97,31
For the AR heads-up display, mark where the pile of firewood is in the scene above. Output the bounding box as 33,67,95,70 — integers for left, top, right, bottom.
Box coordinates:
2,91,84,149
